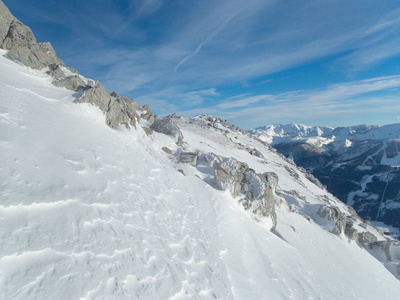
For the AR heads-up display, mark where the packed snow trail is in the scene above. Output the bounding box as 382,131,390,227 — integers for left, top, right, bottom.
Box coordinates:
1,53,400,299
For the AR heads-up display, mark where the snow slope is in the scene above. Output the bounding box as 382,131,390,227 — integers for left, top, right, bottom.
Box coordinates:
1,52,400,299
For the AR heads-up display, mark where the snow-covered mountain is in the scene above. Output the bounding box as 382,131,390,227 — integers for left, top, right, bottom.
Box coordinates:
250,123,400,238
1,2,400,299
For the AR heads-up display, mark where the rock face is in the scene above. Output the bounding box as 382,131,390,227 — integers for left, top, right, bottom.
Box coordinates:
0,1,35,49
7,42,65,69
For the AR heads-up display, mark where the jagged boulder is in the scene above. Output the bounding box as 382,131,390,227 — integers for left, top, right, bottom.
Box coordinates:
74,83,139,129
7,42,65,70
214,158,248,197
150,116,183,143
53,75,87,91
110,92,141,128
241,170,277,229
317,205,347,235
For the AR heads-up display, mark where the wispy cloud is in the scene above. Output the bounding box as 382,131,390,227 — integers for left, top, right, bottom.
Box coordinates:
7,0,400,127
177,75,400,128
174,13,237,71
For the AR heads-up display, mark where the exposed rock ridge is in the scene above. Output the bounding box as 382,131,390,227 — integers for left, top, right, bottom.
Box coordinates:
178,151,277,231
0,0,154,131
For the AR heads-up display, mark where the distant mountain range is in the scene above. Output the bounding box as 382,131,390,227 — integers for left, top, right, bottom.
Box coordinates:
250,123,400,236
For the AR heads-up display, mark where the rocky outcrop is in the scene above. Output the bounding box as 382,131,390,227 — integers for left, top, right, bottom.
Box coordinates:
317,205,347,235
1,19,36,50
241,170,276,227
0,1,35,49
213,157,277,229
150,116,183,143
214,158,248,197
0,1,64,70
74,83,140,130
53,75,87,91
140,104,154,123
7,42,65,70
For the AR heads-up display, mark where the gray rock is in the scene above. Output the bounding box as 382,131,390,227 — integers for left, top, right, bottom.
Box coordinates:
0,0,13,45
317,205,347,235
47,64,66,79
75,83,141,130
75,82,111,112
141,104,154,123
241,170,277,229
150,116,183,143
249,148,264,159
344,221,360,242
179,151,198,166
214,158,248,197
162,147,172,155
264,172,279,190
7,42,65,70
110,92,141,128
397,264,400,276
52,75,87,91
142,127,153,136
359,231,378,246
1,1,35,50
1,19,36,50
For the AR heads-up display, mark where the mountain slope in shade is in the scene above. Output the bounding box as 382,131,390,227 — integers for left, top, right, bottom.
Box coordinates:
250,123,400,237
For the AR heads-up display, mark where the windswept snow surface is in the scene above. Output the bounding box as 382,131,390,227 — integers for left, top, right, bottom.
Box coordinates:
1,53,400,299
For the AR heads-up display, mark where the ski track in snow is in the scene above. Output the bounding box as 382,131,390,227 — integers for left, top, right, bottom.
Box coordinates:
1,54,400,299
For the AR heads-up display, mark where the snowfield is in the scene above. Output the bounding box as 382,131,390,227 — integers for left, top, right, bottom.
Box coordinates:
1,52,400,299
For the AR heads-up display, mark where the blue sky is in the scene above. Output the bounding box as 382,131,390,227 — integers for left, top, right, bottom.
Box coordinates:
4,0,400,128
